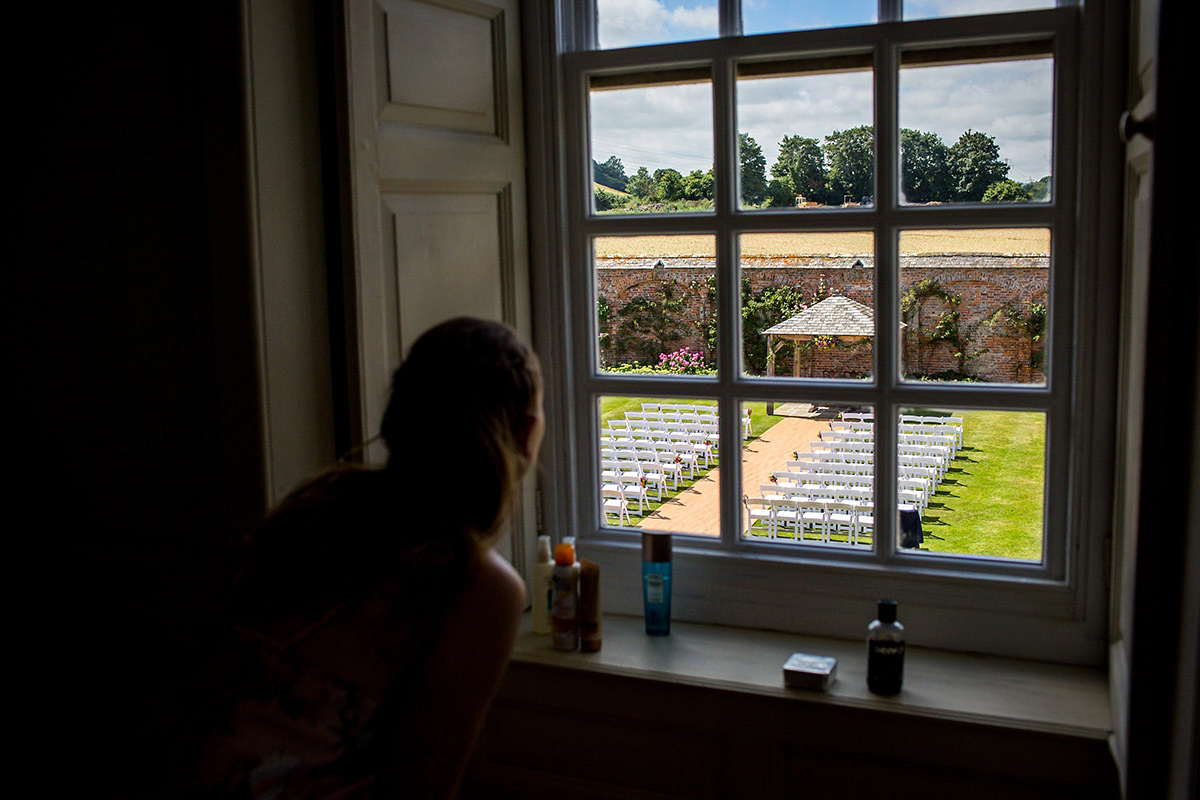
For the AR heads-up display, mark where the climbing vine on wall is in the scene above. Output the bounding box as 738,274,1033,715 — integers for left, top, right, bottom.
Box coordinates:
597,295,612,354
611,280,690,364
985,301,1047,371
900,278,987,377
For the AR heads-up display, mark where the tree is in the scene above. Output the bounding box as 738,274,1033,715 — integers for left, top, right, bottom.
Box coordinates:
981,179,1032,203
771,135,827,202
738,132,768,206
681,168,714,201
593,156,627,191
948,129,1009,202
764,179,795,208
899,128,951,203
1022,175,1052,201
652,168,684,202
625,165,654,200
823,125,874,202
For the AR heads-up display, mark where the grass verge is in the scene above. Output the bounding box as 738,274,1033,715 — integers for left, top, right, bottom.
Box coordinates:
919,410,1045,560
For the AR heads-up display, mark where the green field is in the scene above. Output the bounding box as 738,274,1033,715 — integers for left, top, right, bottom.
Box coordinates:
918,410,1045,561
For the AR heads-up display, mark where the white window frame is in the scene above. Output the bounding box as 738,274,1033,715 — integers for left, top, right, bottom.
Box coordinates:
526,0,1119,665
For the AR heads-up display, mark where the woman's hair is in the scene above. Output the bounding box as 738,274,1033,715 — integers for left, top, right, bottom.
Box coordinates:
380,316,541,540
230,317,541,625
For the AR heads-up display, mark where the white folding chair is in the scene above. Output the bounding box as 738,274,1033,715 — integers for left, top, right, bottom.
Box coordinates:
744,496,773,537
601,484,632,527
617,474,649,515
826,500,858,544
796,499,828,542
853,501,874,545
769,496,802,540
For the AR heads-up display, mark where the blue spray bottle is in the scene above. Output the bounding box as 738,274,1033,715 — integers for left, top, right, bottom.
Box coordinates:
642,532,672,635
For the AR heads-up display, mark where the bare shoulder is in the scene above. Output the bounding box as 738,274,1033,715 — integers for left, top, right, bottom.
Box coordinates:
456,549,526,637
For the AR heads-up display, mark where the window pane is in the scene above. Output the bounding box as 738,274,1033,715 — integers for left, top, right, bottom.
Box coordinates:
599,395,723,538
899,56,1053,205
740,232,875,380
905,0,1056,21
742,0,877,36
737,62,874,210
899,229,1049,384
898,407,1045,563
595,236,717,375
596,0,718,49
590,77,714,215
742,401,875,548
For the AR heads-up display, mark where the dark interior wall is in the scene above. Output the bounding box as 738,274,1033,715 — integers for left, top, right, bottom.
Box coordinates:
12,4,265,788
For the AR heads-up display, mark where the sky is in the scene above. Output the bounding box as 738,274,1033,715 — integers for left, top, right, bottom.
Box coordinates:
591,0,1057,185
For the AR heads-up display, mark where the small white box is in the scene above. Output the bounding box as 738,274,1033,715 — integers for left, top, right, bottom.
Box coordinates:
783,652,838,691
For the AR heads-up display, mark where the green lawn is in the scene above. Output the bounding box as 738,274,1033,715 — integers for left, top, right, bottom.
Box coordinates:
919,410,1045,561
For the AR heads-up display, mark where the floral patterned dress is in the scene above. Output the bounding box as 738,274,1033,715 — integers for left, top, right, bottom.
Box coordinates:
188,599,430,799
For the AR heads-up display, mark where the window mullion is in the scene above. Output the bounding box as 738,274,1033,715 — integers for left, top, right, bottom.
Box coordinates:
874,39,900,563
712,51,740,550
719,0,740,38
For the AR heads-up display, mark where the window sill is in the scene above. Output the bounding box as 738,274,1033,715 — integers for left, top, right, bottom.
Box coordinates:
509,611,1111,741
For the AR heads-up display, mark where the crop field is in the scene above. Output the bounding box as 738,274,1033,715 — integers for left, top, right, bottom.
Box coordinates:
594,229,1050,258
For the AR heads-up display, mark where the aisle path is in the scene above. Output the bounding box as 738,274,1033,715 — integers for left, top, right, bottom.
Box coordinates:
638,413,830,535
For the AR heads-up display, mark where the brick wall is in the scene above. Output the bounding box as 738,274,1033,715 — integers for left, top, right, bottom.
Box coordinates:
596,255,1048,383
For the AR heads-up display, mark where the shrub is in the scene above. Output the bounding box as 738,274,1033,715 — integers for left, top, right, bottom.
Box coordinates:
604,362,718,376
594,187,624,211
656,346,710,374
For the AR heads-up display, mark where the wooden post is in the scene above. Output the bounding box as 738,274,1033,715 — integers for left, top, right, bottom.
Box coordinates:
766,334,775,415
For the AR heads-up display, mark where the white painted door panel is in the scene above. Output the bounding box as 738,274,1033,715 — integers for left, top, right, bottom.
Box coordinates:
346,0,531,568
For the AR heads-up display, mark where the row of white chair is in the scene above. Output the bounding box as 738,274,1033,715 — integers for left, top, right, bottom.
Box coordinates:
601,448,688,496
820,428,959,455
812,439,954,474
640,402,754,439
781,463,940,497
601,433,711,472
643,402,718,416
761,479,929,513
745,496,874,546
839,412,965,446
609,417,719,441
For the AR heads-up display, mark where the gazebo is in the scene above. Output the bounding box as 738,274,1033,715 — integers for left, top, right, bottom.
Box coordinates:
762,295,877,378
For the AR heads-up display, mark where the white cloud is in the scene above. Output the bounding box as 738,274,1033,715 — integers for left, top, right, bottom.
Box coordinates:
597,0,670,48
905,0,1054,18
900,59,1053,179
591,83,715,172
597,0,718,48
669,5,718,31
591,14,1054,181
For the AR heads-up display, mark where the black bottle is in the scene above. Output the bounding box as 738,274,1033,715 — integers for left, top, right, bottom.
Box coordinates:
867,599,905,695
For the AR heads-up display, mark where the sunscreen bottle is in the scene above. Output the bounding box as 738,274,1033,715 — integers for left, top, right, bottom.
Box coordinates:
551,542,579,651
531,535,554,634
578,558,601,652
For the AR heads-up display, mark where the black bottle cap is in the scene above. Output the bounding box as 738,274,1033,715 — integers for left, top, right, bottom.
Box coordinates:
642,531,672,562
877,599,897,623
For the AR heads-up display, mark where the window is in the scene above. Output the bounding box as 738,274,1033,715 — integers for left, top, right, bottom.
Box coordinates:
532,0,1116,663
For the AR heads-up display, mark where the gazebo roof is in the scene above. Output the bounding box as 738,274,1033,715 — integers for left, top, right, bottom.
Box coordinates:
764,295,876,338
